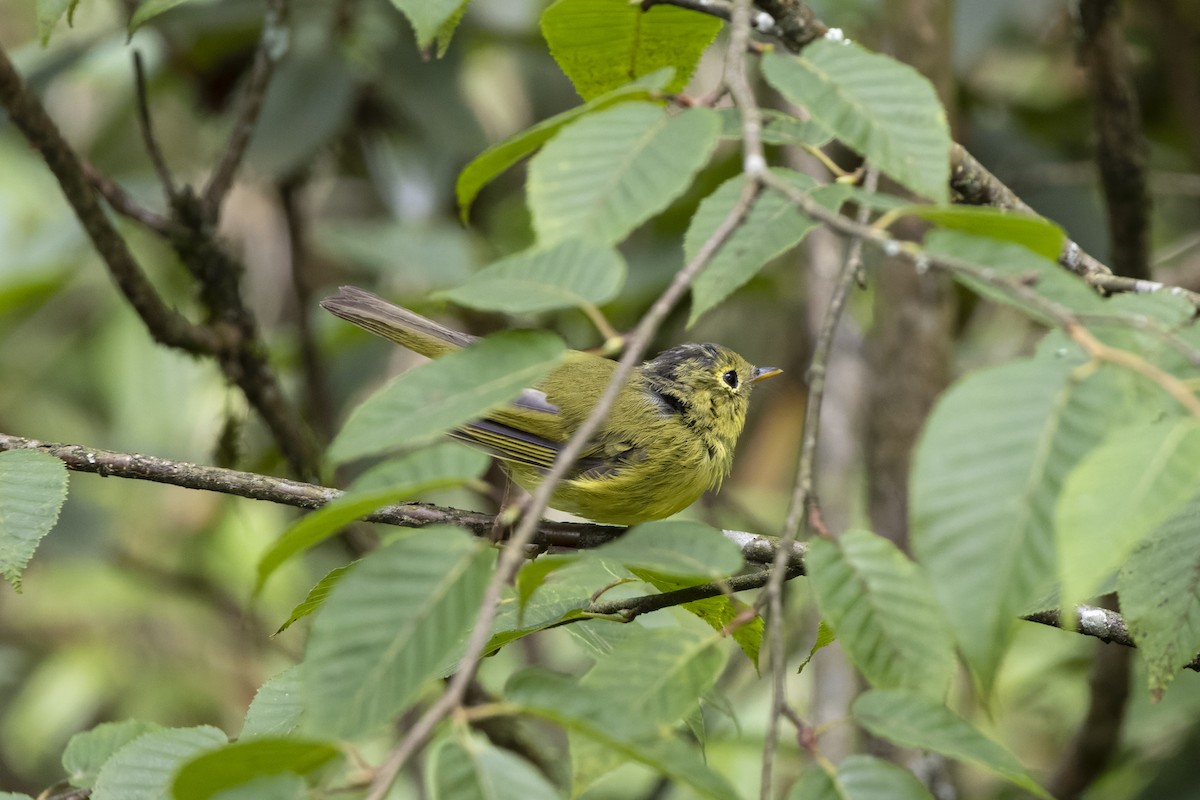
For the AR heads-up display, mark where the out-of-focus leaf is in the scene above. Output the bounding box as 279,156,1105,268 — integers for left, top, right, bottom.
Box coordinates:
0,449,68,590
853,690,1050,798
128,0,194,33
439,239,625,314
429,736,558,800
210,775,305,800
37,0,79,45
685,169,818,325
808,530,955,697
789,755,934,800
327,331,564,463
798,620,836,676
390,0,469,49
172,739,340,800
457,69,674,221
528,103,720,245
1120,492,1200,699
62,720,162,789
275,564,357,634
91,726,228,800
241,666,304,740
913,358,1132,690
541,0,720,100
762,42,951,202
1057,418,1200,613
302,529,494,738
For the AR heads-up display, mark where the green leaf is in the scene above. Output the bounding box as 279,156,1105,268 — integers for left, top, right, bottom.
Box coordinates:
762,42,950,203
257,442,488,590
172,739,340,800
211,775,305,800
439,239,626,314
798,620,836,676
790,755,934,800
808,530,955,697
718,108,832,148
912,358,1131,690
390,0,468,49
433,2,470,57
635,569,763,667
241,666,304,740
515,554,577,617
275,563,357,634
327,330,565,463
592,520,743,580
91,726,227,800
891,205,1066,261
128,0,194,33
685,169,819,325
457,70,674,221
924,230,1106,321
853,690,1050,798
1058,418,1200,612
1119,492,1200,699
0,794,34,800
37,0,79,45
302,529,494,738
62,720,162,789
506,669,737,799
0,449,69,589
429,736,558,800
541,0,720,100
579,626,726,739
528,103,720,246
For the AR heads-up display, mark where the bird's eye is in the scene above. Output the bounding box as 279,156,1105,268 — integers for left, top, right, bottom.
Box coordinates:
722,370,739,389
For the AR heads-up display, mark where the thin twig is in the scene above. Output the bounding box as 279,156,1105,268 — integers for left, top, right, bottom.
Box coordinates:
0,46,221,355
81,160,172,233
132,51,178,203
202,0,290,219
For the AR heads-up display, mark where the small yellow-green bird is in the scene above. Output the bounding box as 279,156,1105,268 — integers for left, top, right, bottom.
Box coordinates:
322,286,780,525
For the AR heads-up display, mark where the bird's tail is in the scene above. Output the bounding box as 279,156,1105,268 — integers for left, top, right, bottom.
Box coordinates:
320,286,476,358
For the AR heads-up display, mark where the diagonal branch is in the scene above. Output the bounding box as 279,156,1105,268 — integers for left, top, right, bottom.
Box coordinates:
0,46,222,356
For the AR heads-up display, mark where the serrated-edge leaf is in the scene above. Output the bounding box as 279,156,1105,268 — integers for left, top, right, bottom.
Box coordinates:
241,666,304,740
762,42,950,203
328,330,565,463
1119,491,1200,698
275,563,357,635
718,107,832,148
685,168,818,324
528,103,720,246
579,627,726,739
457,70,674,221
912,358,1129,690
635,568,764,668
853,690,1050,798
91,726,227,800
1058,418,1200,613
506,670,737,800
62,720,163,789
797,619,836,676
257,442,487,590
439,239,626,314
0,449,69,590
808,530,955,697
303,530,494,738
541,0,720,100
391,0,468,49
172,739,340,800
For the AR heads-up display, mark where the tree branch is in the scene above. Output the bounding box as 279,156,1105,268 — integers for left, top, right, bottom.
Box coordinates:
0,46,222,356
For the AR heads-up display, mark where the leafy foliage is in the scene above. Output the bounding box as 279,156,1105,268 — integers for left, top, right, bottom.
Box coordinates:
0,449,68,589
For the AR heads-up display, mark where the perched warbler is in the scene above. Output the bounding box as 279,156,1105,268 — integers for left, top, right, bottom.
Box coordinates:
322,286,780,525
